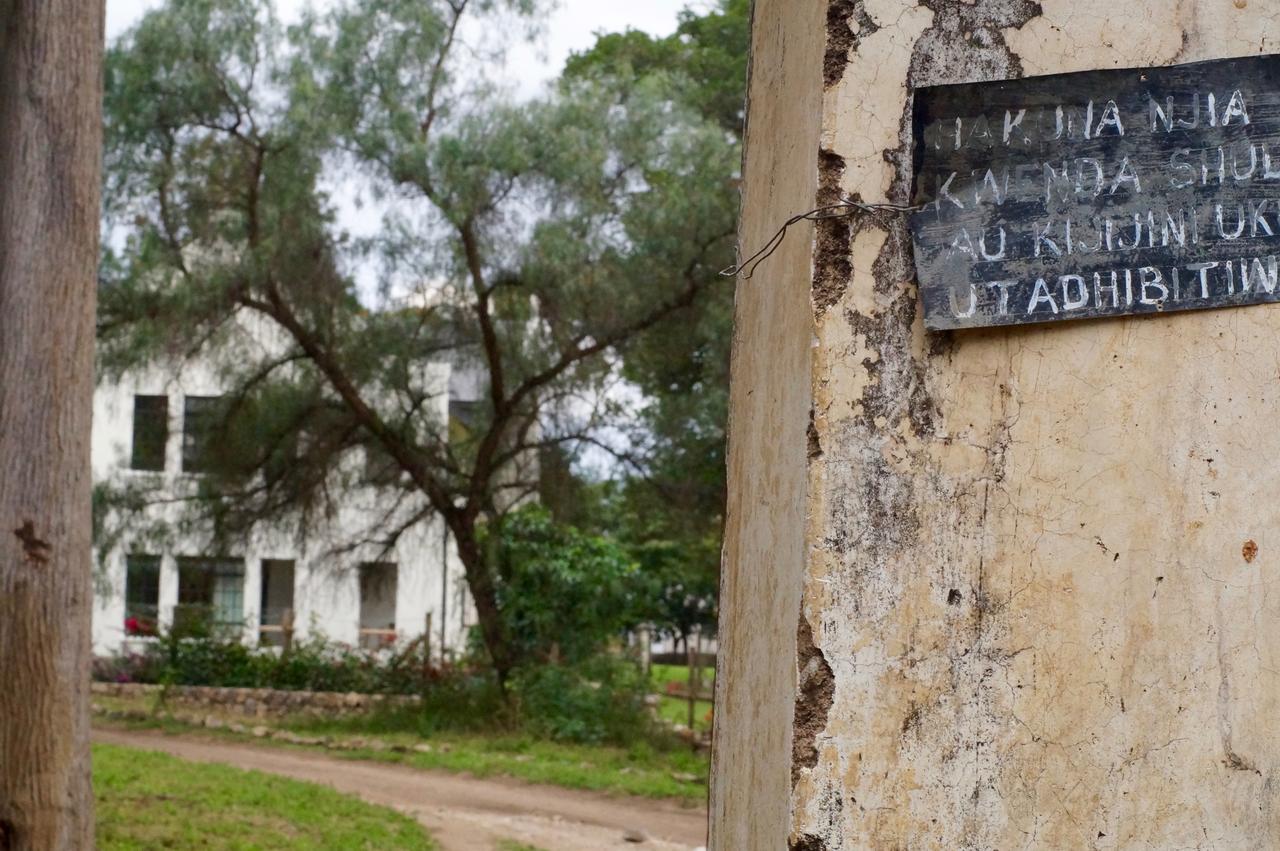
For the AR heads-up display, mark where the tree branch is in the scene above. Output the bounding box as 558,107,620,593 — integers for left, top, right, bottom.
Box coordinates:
237,285,458,525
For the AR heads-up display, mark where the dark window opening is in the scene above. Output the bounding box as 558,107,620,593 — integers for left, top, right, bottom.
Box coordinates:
358,562,397,650
124,554,161,636
362,443,403,487
182,395,224,473
448,399,483,443
262,430,299,487
130,395,168,471
259,559,296,647
174,556,245,635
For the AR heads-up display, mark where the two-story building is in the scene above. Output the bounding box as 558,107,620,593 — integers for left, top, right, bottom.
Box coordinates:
90,315,475,657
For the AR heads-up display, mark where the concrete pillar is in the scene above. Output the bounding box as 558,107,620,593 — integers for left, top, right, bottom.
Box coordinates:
157,551,179,634
712,2,1280,849
243,554,262,645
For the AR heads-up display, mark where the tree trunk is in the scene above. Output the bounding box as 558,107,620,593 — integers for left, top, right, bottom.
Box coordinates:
0,3,104,849
450,519,516,684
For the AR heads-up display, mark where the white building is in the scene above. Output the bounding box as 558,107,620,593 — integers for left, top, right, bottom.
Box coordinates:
91,315,475,657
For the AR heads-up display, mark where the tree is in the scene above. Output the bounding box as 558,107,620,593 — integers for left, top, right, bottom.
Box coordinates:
563,0,750,641
98,0,739,684
489,505,644,665
554,481,719,650
0,2,104,847
564,0,749,138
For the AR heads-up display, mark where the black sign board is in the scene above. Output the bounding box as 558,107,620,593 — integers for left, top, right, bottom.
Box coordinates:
909,54,1280,331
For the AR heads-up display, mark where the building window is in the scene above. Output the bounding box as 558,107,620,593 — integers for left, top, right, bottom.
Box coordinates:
130,395,168,471
362,444,402,487
448,399,483,442
259,559,296,647
262,431,298,487
181,395,224,473
358,562,397,650
174,557,245,635
124,555,160,636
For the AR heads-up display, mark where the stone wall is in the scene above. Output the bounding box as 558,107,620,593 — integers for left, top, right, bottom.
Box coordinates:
90,681,421,718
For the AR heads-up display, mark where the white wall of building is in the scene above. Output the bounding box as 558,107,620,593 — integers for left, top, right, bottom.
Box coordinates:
91,314,475,658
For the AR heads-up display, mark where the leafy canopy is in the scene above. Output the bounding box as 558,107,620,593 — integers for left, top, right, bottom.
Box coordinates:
556,0,750,640
98,0,740,676
488,505,645,665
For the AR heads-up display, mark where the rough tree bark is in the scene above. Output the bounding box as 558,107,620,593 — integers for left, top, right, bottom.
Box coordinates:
0,3,104,849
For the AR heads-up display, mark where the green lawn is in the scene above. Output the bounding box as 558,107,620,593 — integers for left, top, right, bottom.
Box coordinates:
290,717,709,801
94,742,436,850
650,663,714,734
95,694,709,804
656,694,714,733
650,662,715,689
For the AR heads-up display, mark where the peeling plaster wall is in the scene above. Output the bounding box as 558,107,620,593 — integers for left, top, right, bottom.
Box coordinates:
716,1,1280,849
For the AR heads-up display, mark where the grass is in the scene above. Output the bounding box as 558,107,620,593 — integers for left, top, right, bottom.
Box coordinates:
95,694,709,804
650,662,715,689
650,663,714,734
295,713,709,801
94,742,436,850
656,694,714,733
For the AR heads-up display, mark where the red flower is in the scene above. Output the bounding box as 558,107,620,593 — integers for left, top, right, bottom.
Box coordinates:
125,615,156,636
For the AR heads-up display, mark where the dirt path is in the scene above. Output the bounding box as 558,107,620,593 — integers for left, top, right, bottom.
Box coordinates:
94,728,707,851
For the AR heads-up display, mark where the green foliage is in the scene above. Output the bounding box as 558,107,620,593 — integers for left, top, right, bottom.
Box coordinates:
631,533,718,641
94,631,451,695
409,667,511,732
560,0,752,636
564,0,750,137
489,506,646,664
558,483,718,641
94,743,438,849
509,656,652,745
285,653,655,746
97,627,654,746
100,0,740,679
292,670,512,736
99,702,709,801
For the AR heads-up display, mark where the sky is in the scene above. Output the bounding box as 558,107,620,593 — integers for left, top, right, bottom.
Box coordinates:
105,0,695,95
103,0,697,472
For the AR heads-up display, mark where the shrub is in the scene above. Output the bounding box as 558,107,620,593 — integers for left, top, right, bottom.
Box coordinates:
93,651,165,685
156,628,261,688
509,655,653,745
413,668,510,734
489,506,648,666
93,630,450,695
94,633,655,746
292,669,512,739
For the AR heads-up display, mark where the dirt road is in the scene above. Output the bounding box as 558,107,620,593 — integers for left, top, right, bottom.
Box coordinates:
94,728,708,851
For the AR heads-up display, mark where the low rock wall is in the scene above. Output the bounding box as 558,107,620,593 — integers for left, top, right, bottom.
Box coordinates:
90,681,421,718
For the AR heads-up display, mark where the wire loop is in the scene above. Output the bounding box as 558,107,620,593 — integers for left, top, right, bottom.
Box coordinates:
720,196,923,280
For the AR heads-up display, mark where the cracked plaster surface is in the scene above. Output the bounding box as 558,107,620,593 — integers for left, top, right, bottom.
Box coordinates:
794,1,1280,848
